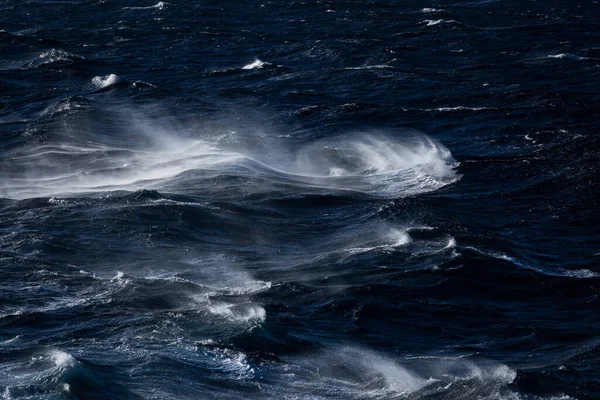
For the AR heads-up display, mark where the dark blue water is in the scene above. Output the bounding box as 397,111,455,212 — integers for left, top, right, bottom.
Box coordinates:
1,0,599,399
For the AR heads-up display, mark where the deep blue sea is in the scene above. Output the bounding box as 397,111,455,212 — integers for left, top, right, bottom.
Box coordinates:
1,0,599,399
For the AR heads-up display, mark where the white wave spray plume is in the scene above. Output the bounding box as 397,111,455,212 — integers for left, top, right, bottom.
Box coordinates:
0,114,459,200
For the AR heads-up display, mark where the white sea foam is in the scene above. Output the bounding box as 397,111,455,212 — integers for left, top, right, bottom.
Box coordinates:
207,302,266,323
50,350,77,368
0,117,458,200
273,346,518,399
464,246,599,279
430,106,490,112
271,135,458,197
40,99,84,117
92,73,122,88
221,280,272,295
422,19,456,26
344,226,412,255
0,139,242,199
548,53,588,61
0,335,21,346
561,268,598,279
444,237,457,249
345,64,392,70
422,8,442,13
123,1,167,10
242,59,269,69
295,347,431,396
25,49,83,69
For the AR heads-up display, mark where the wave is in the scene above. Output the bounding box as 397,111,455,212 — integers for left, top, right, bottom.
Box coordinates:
123,1,167,10
91,73,124,88
422,19,458,27
263,346,521,399
463,246,599,279
242,59,270,70
18,49,85,70
427,106,492,112
344,64,392,70
241,135,459,198
1,350,142,399
40,97,88,117
547,53,590,61
311,224,456,264
0,121,459,200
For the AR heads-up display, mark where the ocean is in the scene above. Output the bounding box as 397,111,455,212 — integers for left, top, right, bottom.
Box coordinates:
0,0,599,399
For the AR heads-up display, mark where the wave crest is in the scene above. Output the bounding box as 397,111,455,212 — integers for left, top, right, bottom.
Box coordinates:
0,120,458,200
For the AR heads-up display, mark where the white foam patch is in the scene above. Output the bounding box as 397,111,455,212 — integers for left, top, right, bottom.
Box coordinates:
345,64,392,70
92,74,122,88
430,106,490,112
344,227,412,255
464,246,599,279
422,19,456,26
422,8,442,13
358,350,431,395
123,1,167,10
221,280,272,295
242,59,269,69
548,53,588,61
0,335,21,346
561,268,599,279
24,49,83,69
50,350,77,368
207,302,266,323
40,99,84,117
444,237,457,249
265,135,459,198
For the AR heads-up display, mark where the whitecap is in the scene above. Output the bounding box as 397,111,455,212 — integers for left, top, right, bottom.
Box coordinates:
40,99,84,117
92,73,123,88
242,59,269,70
123,1,167,10
110,271,132,286
0,123,457,200
430,106,490,112
345,64,392,70
207,302,266,323
464,246,599,279
422,19,457,26
422,8,442,13
0,335,21,346
26,49,83,68
48,196,66,204
221,280,272,295
345,227,412,255
50,350,78,368
269,347,518,398
272,135,459,198
548,53,588,61
561,268,599,279
300,346,432,397
444,237,457,249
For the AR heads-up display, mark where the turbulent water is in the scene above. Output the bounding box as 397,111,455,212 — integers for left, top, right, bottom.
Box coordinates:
0,0,599,399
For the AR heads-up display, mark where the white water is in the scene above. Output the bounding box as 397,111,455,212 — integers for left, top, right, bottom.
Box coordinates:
0,120,459,200
242,59,269,69
92,74,123,88
266,346,521,399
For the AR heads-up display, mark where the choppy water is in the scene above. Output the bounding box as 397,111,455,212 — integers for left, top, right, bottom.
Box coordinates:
1,0,599,399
